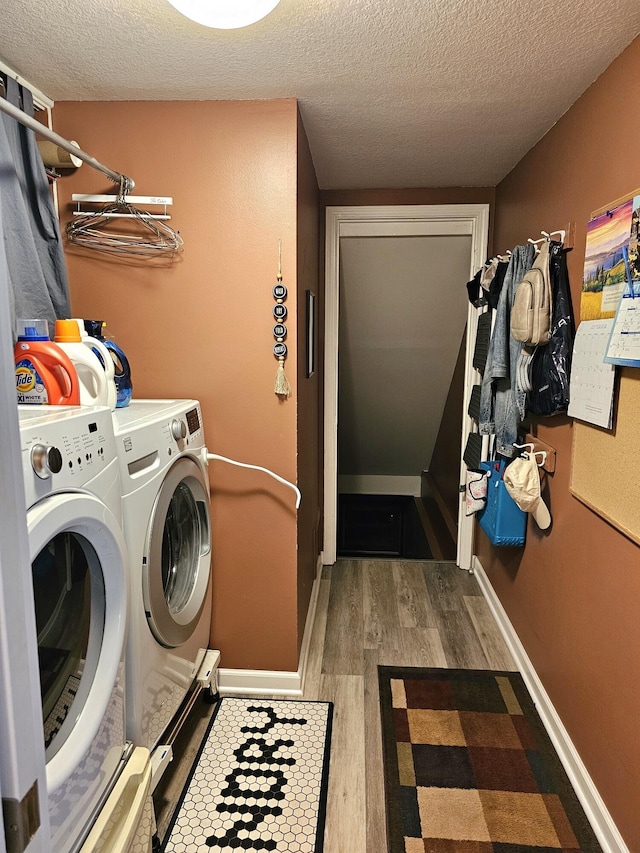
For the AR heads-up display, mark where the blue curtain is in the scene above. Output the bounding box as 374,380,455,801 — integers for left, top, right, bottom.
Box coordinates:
0,75,70,340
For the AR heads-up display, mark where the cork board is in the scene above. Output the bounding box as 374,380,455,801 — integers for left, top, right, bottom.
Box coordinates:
570,369,640,544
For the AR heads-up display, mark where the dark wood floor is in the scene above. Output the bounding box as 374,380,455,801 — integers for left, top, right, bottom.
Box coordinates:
154,559,516,851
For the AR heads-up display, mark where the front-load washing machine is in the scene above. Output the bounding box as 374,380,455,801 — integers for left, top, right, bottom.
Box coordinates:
111,400,213,755
19,404,151,852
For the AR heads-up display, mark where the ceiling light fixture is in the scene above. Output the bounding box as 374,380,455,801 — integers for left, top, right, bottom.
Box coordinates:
166,0,281,29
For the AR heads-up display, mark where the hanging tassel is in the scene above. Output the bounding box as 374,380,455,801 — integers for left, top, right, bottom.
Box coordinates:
274,355,291,397
273,239,291,397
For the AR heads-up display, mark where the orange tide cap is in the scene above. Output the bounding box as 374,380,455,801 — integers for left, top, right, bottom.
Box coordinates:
54,319,82,343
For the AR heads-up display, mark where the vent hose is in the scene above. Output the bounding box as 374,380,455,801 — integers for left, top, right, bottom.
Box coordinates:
205,452,301,509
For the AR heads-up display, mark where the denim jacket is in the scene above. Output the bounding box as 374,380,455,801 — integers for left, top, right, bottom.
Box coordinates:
478,244,536,457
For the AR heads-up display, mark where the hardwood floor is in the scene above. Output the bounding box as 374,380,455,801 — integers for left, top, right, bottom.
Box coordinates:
305,559,516,852
154,559,517,851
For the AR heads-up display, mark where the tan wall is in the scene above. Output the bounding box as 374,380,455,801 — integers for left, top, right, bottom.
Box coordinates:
295,110,321,646
54,99,304,672
487,36,640,848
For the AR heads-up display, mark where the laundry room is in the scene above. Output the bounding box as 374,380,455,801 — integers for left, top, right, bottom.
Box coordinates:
51,98,318,680
2,2,640,853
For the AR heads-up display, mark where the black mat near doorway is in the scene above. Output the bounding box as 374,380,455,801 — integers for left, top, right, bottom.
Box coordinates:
337,494,432,559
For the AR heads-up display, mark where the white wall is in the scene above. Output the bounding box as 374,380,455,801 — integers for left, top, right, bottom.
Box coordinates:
337,233,471,493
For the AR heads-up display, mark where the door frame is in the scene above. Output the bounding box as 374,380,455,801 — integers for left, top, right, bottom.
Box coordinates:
323,203,490,569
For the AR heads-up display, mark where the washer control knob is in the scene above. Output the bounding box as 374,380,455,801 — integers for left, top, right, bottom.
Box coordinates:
31,444,63,479
171,418,187,441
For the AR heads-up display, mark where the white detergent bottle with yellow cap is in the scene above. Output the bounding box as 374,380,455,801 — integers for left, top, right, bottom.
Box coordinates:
54,319,110,407
72,318,117,410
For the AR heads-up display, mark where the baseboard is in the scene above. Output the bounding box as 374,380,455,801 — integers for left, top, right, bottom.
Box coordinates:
473,557,629,853
218,555,323,699
218,668,303,697
337,474,421,496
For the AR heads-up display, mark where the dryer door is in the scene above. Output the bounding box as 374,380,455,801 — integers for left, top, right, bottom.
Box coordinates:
143,457,211,648
27,492,128,795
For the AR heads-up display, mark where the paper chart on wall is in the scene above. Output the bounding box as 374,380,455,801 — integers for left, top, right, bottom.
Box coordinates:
603,195,640,367
567,319,616,428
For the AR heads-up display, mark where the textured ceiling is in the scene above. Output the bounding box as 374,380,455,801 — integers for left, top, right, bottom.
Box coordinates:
1,0,640,189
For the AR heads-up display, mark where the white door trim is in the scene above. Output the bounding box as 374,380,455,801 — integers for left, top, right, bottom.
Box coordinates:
323,203,490,568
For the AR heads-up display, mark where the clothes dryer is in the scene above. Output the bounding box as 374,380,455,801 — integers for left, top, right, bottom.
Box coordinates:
111,400,213,754
19,404,151,853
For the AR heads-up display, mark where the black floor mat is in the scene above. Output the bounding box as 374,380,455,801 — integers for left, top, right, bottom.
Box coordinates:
337,494,432,559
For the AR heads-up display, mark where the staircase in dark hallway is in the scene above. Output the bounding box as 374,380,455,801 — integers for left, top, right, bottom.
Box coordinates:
337,494,432,559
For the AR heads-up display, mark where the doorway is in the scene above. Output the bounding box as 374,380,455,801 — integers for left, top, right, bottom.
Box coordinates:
324,204,490,568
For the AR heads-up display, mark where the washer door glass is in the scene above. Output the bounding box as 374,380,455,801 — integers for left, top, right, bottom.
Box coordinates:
145,457,211,648
34,531,99,753
162,481,200,615
28,493,127,794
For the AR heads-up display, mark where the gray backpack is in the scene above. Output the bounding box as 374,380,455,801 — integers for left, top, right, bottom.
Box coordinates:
511,240,552,346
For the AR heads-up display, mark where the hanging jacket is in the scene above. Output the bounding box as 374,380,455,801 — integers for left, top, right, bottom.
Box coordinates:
528,241,575,416
479,244,536,457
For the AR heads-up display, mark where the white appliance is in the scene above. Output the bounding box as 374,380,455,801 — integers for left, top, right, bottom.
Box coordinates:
111,400,214,757
19,405,152,853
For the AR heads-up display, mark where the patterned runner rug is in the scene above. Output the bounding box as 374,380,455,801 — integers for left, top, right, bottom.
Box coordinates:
379,666,602,852
162,698,333,852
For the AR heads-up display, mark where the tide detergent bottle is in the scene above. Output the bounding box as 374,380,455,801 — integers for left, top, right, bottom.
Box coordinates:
14,319,80,405
84,320,133,408
53,319,110,407
73,318,117,410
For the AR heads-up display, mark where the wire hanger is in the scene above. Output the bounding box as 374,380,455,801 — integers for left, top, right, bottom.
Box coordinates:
65,177,183,258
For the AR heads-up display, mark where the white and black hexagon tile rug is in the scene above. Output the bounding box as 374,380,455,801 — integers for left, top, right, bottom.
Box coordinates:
162,698,333,853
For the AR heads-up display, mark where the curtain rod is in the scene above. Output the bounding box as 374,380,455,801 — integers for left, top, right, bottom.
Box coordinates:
0,96,135,191
0,59,53,109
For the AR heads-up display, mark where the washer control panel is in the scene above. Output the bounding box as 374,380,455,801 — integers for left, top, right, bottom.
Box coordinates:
30,443,63,479
18,406,117,506
171,418,187,441
185,407,201,435
113,402,206,487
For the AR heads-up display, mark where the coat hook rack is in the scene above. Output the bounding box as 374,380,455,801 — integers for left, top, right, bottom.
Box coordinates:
528,230,567,247
520,433,556,473
541,229,566,243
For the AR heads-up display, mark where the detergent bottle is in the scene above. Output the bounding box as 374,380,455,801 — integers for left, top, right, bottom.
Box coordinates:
73,318,117,410
53,319,110,407
14,319,80,405
84,320,133,408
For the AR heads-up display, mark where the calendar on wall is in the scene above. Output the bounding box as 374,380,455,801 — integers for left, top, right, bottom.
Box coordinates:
569,189,640,544
569,190,640,428
567,319,615,428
